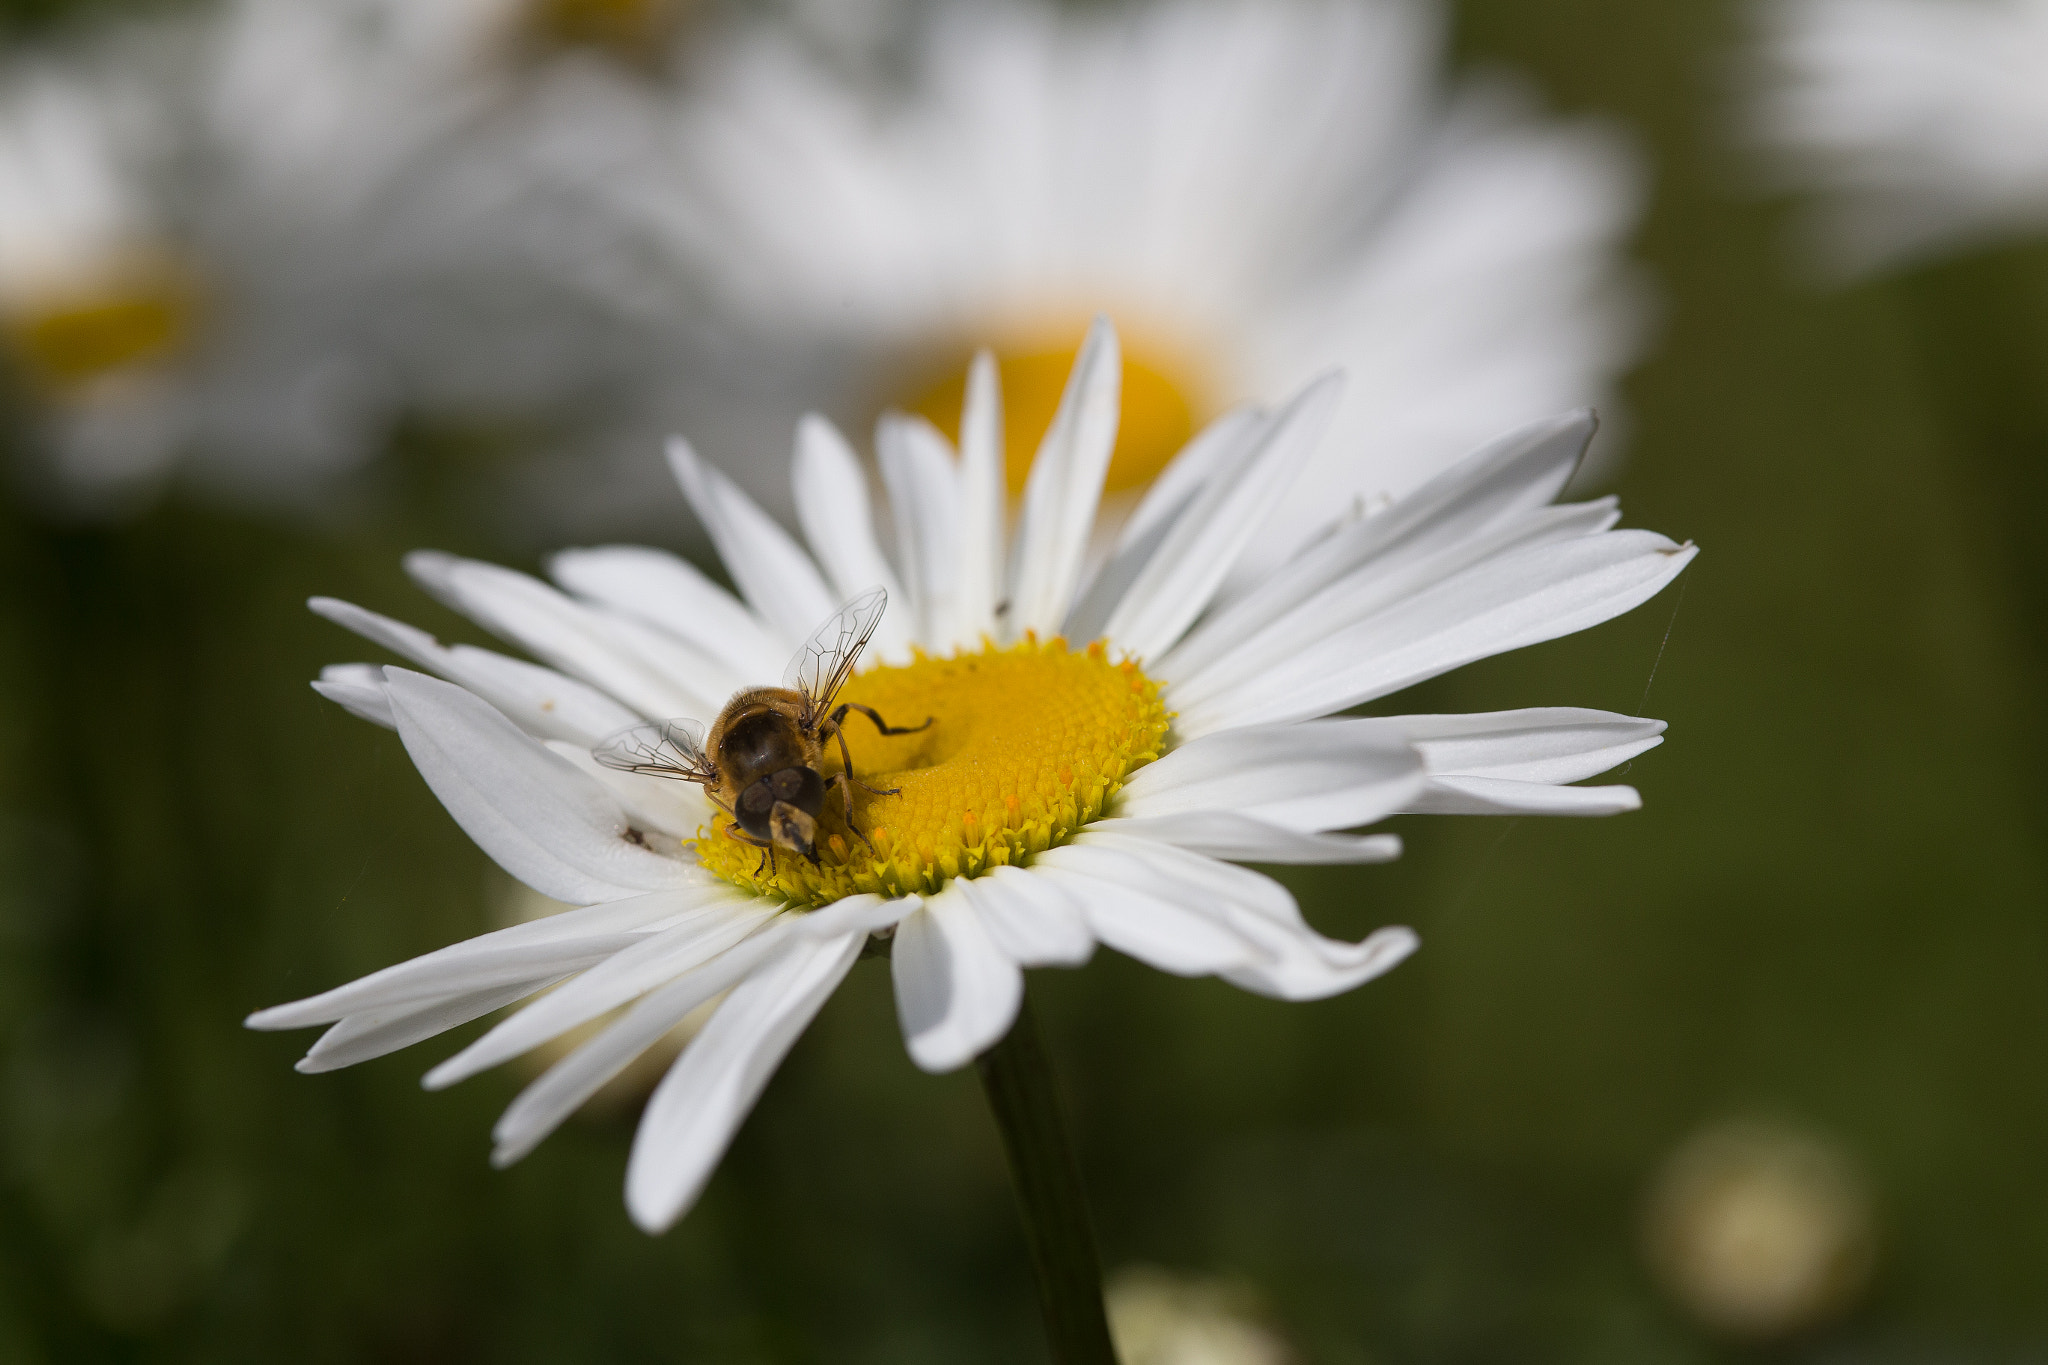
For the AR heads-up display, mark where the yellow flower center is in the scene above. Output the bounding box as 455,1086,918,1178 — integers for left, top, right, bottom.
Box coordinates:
908,333,1212,499
527,0,679,55
695,637,1170,906
4,274,196,391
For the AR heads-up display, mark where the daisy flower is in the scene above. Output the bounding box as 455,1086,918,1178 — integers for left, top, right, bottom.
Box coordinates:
0,0,489,506
1745,0,2048,275
0,0,682,510
1105,1265,1291,1365
483,0,1646,554
0,38,191,499
249,321,1694,1234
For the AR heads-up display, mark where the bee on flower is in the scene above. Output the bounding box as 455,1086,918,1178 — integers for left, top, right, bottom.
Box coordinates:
250,321,1694,1233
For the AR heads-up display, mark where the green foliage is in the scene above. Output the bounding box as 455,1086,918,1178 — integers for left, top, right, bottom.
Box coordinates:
0,0,193,39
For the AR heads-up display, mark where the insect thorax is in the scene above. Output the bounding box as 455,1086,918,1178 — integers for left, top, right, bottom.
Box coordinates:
714,698,812,791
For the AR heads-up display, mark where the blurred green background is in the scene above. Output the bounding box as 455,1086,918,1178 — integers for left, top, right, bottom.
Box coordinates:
5,0,2048,1361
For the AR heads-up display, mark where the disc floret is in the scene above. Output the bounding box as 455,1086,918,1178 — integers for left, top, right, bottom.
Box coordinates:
694,637,1169,905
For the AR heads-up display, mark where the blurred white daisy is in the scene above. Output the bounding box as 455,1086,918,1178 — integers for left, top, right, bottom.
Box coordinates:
499,0,1647,552
248,323,1692,1232
1746,0,2048,275
0,0,689,511
1643,1119,1876,1340
0,37,189,500
1107,1265,1292,1365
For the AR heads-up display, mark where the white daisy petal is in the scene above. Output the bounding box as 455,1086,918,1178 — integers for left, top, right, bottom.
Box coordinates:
1393,706,1666,784
1071,832,1416,999
954,350,1007,645
547,545,787,687
1033,864,1256,978
405,551,721,722
892,884,1024,1074
577,614,740,726
1178,531,1697,735
625,928,867,1233
1238,95,1646,558
1068,832,1302,926
1118,720,1424,833
1063,407,1268,646
957,865,1094,968
1165,408,1599,684
1168,497,1622,712
1007,317,1122,638
310,596,639,745
295,977,569,1075
877,412,966,649
245,892,705,1032
1372,705,1666,814
1112,407,1269,562
666,436,837,647
1412,776,1642,816
793,892,919,941
1102,372,1342,661
544,741,712,841
1087,814,1403,865
1032,841,1269,976
383,669,699,904
313,663,395,728
791,415,912,657
429,896,780,1092
1220,924,1419,1003
487,938,777,1171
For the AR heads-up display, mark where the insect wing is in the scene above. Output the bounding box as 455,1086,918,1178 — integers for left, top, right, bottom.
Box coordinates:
784,586,888,720
593,719,714,784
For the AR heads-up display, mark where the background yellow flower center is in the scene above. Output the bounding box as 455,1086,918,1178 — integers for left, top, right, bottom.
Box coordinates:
695,638,1169,906
527,0,680,55
909,338,1211,498
5,274,196,391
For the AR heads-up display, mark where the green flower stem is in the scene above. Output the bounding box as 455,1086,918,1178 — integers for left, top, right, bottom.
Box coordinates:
976,986,1121,1365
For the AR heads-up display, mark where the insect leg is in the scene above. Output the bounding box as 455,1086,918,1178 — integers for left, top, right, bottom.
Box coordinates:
833,721,900,797
829,772,880,852
829,702,934,737
724,821,778,879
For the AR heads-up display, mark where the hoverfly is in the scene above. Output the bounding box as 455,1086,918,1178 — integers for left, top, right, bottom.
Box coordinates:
594,587,931,873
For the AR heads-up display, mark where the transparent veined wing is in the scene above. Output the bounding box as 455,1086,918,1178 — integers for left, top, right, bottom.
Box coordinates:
593,719,715,784
784,586,888,723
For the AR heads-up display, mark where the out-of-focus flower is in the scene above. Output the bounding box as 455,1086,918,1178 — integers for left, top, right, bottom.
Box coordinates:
0,40,194,501
0,0,692,513
1107,1265,1292,1365
526,0,687,59
496,0,1647,550
248,324,1692,1232
0,0,498,509
1643,1117,1878,1341
1745,0,2048,276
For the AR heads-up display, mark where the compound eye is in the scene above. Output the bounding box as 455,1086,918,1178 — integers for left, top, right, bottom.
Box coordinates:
740,782,775,815
770,768,807,801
